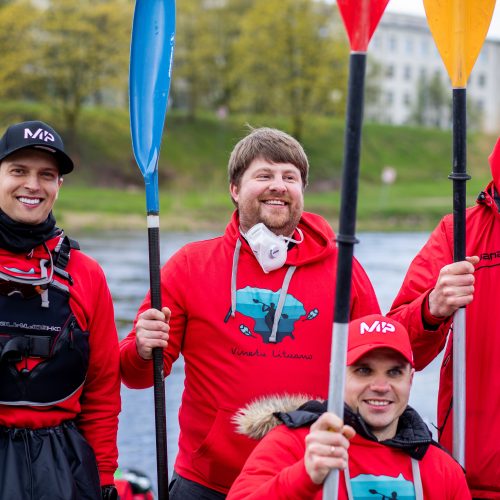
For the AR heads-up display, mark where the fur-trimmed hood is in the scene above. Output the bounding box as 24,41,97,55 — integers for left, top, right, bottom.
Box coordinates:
233,393,315,440
233,394,435,460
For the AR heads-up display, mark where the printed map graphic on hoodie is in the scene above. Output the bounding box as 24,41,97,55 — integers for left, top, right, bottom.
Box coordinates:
231,286,312,344
351,473,415,499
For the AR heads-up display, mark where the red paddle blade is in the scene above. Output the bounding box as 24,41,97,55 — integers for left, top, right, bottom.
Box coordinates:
337,0,390,52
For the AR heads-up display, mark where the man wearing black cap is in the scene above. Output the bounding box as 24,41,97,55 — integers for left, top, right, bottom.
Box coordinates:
0,121,120,500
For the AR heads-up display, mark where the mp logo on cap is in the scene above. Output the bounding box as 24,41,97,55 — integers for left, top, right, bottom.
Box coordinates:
24,128,55,143
360,320,395,334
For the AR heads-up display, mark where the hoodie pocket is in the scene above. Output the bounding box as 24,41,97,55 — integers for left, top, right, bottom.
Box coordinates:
191,407,254,490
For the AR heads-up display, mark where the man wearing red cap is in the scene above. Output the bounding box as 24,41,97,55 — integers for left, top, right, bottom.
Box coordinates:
0,121,120,499
388,139,500,499
227,314,470,499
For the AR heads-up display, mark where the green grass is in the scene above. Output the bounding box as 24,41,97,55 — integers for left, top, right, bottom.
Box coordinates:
1,100,496,232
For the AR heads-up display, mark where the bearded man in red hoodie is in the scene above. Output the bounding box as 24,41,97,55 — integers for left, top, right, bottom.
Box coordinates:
0,121,120,499
120,127,381,498
388,139,500,499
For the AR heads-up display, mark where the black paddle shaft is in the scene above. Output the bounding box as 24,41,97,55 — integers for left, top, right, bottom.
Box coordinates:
449,88,470,263
334,53,366,324
148,224,169,499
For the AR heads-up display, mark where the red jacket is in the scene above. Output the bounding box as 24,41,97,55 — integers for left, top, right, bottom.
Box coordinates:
388,183,500,498
120,211,380,493
227,404,470,499
0,235,121,486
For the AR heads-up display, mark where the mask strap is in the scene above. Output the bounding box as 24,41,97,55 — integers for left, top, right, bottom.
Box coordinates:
284,227,304,245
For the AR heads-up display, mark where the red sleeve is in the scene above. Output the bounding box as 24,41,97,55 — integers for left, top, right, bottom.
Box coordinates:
72,258,121,486
422,447,471,499
227,426,322,500
387,218,454,370
120,248,186,388
350,257,381,318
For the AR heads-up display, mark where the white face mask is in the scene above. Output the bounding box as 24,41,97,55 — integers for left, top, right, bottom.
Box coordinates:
243,223,304,273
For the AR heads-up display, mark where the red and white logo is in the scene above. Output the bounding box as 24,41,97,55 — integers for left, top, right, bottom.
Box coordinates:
359,320,395,334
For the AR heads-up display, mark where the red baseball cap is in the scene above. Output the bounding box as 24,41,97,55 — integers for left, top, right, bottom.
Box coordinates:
347,314,414,366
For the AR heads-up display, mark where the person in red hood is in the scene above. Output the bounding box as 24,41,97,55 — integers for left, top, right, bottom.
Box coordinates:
120,127,380,498
227,315,470,500
388,138,500,498
0,120,120,500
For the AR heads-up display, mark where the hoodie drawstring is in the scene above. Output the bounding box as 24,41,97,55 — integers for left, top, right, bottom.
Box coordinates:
269,266,296,343
230,238,296,343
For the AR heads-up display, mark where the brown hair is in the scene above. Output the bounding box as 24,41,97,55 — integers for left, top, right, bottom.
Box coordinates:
228,127,309,189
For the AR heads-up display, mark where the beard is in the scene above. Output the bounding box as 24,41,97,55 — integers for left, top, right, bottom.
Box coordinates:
239,197,303,236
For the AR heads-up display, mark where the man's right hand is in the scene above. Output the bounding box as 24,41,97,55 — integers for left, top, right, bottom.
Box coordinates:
428,256,479,319
304,412,355,485
135,307,171,360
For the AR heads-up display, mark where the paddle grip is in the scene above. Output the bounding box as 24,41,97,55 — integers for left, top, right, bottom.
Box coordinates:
449,88,469,263
148,225,169,499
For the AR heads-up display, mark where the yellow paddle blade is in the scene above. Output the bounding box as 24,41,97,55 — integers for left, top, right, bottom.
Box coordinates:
423,0,496,87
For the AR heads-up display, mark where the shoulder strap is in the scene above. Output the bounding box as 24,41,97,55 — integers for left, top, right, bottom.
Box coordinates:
52,236,79,283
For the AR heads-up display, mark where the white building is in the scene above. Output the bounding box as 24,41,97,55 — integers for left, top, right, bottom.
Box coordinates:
365,12,500,133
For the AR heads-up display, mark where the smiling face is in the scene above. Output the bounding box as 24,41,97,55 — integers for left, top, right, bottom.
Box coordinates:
0,149,62,225
345,348,414,441
230,158,304,236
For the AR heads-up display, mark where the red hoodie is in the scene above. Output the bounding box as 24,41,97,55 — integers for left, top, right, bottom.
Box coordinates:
0,235,121,486
388,181,500,497
227,425,470,499
120,211,380,493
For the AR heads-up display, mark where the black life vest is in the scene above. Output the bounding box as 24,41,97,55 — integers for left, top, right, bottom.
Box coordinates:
0,237,90,406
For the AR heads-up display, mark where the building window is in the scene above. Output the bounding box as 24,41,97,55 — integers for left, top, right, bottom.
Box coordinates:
419,67,427,80
403,93,411,107
421,39,429,55
405,38,414,54
478,74,486,87
404,66,412,80
389,36,397,52
386,91,394,105
386,65,395,78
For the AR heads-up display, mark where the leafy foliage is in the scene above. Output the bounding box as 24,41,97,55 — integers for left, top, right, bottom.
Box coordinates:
0,0,132,139
229,0,349,139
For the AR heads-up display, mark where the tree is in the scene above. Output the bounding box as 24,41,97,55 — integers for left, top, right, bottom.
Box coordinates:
35,0,132,141
229,0,349,139
173,0,253,119
0,1,42,99
411,72,451,128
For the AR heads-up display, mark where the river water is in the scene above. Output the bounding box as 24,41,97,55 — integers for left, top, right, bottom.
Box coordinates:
78,230,442,492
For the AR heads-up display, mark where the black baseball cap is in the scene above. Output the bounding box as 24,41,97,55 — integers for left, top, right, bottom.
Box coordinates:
0,120,74,174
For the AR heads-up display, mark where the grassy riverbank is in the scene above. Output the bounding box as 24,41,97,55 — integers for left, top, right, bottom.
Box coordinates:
2,101,496,232
55,174,491,233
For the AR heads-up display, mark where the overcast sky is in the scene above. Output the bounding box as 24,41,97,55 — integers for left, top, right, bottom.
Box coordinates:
387,0,500,39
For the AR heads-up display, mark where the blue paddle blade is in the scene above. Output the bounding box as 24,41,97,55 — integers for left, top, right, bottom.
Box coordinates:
129,0,176,213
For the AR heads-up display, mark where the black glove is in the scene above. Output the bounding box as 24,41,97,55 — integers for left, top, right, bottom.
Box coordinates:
101,485,118,500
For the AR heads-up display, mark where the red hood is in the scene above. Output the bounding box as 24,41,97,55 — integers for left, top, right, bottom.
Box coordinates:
224,210,336,268
489,136,500,193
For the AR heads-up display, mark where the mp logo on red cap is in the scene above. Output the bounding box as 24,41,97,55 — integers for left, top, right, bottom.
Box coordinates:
24,128,55,143
360,320,395,334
